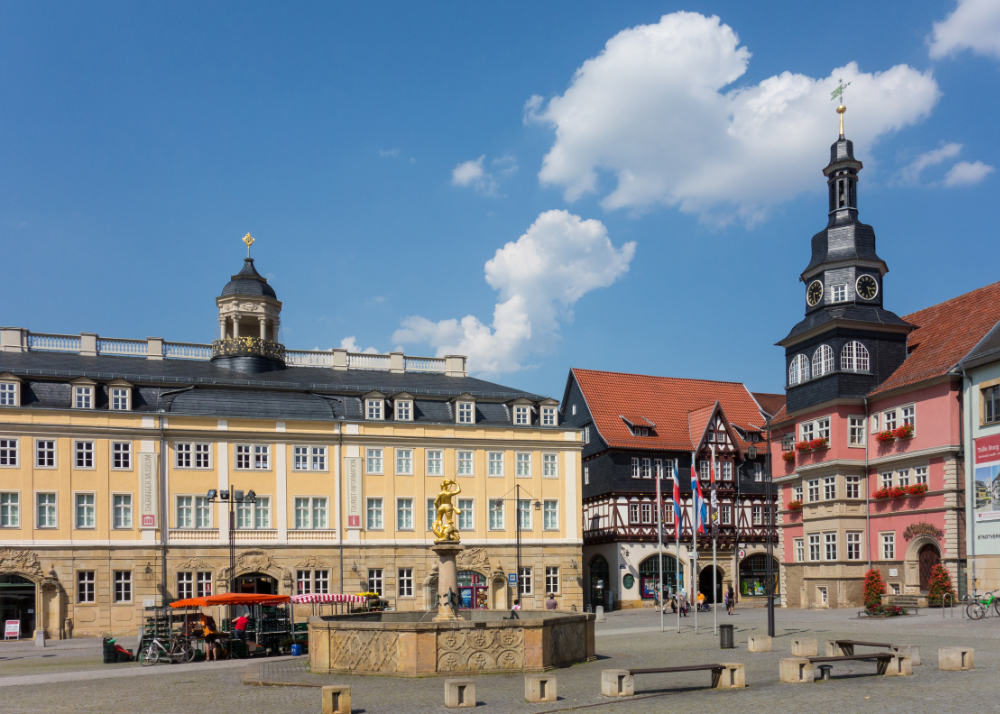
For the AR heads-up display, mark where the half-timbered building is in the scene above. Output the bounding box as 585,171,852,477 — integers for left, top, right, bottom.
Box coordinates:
561,368,781,610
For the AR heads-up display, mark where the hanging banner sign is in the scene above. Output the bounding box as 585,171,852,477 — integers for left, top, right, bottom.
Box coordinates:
138,452,158,529
345,457,363,529
973,433,1000,554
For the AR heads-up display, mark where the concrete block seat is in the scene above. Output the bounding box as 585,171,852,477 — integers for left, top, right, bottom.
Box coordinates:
444,679,476,708
782,653,910,683
525,674,557,703
939,648,974,671
602,663,745,696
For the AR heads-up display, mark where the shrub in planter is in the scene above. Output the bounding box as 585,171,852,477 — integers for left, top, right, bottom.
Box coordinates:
782,451,796,463
788,500,803,510
865,604,907,617
927,564,956,607
904,483,928,496
863,568,886,610
893,424,914,439
875,430,896,444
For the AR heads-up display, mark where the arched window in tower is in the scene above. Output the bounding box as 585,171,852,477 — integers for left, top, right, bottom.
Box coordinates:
789,354,811,386
812,345,834,377
841,341,870,372
838,179,846,208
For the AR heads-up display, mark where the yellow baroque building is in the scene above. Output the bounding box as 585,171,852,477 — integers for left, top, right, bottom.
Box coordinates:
0,254,583,640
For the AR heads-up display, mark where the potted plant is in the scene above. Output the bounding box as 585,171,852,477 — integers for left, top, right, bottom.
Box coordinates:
863,568,886,612
873,488,890,500
782,451,796,463
875,430,896,444
788,500,803,510
893,424,914,439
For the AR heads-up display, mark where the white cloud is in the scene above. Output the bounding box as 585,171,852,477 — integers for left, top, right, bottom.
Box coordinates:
929,0,1000,59
895,142,962,185
393,209,635,374
450,155,519,197
528,12,940,225
379,148,400,159
944,160,995,186
339,336,380,354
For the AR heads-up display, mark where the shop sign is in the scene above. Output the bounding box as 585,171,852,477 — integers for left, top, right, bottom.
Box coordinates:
4,621,19,640
138,452,157,529
345,457,363,529
508,573,517,585
738,549,746,559
623,574,635,589
973,433,1000,555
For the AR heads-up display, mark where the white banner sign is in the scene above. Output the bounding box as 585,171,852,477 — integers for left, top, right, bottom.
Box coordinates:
138,452,158,529
345,457,363,529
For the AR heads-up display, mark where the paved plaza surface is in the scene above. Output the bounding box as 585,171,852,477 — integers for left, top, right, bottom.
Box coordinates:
0,605,997,713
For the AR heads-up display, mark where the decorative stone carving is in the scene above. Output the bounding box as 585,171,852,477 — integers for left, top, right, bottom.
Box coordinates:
176,557,214,571
218,548,291,586
328,631,400,672
903,522,944,541
0,548,42,580
436,627,524,672
456,547,491,574
296,556,329,569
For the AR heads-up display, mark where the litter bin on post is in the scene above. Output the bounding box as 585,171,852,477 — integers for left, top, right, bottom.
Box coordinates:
719,624,734,649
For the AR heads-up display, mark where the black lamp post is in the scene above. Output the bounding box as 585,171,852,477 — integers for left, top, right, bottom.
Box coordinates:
492,485,541,605
206,488,256,597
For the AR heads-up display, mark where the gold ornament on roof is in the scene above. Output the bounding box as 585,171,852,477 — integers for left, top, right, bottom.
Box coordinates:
243,232,254,257
831,78,851,137
433,479,462,542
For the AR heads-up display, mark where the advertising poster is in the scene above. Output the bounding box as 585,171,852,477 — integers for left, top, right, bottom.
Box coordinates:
138,452,158,529
345,457,363,529
973,433,1000,555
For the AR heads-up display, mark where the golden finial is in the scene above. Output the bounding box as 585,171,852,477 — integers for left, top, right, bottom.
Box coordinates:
831,78,851,137
837,104,846,136
242,232,254,257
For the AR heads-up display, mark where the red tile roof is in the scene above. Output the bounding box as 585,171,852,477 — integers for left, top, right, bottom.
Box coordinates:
687,403,717,447
752,392,786,419
572,368,765,451
869,280,1000,397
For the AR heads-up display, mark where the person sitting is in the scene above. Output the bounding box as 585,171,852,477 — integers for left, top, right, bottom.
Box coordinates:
697,591,707,611
669,595,678,614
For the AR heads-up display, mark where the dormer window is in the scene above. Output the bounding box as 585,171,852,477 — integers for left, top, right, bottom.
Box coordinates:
0,379,19,407
541,407,557,426
74,386,94,409
395,399,412,421
457,402,474,425
110,387,131,411
366,399,383,420
633,427,649,436
514,405,530,425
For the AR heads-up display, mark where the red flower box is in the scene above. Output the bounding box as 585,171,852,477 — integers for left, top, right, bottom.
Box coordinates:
782,451,796,462
893,424,914,439
874,488,890,499
808,437,829,450
904,483,927,496
875,430,896,444
796,441,812,452
788,500,803,510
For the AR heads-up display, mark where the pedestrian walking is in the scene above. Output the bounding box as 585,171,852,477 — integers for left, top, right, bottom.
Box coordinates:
727,585,735,615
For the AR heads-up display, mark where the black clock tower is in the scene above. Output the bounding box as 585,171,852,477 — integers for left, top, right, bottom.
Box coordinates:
778,109,913,413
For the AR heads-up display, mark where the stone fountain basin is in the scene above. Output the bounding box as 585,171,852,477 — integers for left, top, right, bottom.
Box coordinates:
309,610,595,676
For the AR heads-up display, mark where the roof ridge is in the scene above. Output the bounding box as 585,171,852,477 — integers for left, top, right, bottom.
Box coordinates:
571,367,747,387
902,279,1000,323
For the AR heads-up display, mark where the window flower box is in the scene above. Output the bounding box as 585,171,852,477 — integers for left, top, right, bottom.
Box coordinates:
874,486,909,500
875,430,896,444
904,483,927,496
808,437,829,450
893,424,914,440
782,451,796,463
796,441,812,452
788,500,803,510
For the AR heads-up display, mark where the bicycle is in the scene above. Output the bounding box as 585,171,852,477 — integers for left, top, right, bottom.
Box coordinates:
965,591,1000,620
138,634,195,666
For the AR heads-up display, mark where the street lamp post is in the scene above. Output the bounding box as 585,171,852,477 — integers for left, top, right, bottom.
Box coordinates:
492,486,540,607
763,417,775,638
207,488,256,597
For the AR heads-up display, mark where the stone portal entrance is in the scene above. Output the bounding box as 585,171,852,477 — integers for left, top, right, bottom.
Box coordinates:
699,566,724,604
0,574,35,638
237,572,278,595
918,544,941,591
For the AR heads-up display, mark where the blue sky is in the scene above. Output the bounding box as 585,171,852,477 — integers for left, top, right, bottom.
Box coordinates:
1,1,998,399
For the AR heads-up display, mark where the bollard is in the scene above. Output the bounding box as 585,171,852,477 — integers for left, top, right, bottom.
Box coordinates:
444,679,476,708
601,669,634,697
321,686,351,714
525,674,557,702
779,658,814,684
817,664,833,681
748,635,772,653
595,605,605,622
791,638,818,657
939,647,974,671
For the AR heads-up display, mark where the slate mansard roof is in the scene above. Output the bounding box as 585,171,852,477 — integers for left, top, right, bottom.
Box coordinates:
221,258,277,299
0,350,554,426
569,368,768,452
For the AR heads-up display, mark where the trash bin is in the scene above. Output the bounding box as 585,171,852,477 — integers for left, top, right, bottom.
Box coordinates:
719,624,734,649
291,644,302,657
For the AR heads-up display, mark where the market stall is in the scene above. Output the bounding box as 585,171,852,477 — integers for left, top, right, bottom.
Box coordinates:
289,592,366,616
170,593,291,657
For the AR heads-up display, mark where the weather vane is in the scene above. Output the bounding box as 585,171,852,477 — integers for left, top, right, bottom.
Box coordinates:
831,78,851,136
242,232,254,257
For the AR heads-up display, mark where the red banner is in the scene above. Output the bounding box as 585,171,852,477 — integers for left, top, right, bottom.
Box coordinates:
975,433,1000,464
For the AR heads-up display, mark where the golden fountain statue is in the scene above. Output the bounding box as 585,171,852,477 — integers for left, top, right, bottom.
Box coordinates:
432,478,462,543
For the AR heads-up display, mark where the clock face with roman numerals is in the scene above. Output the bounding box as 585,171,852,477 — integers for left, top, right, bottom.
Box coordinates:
806,280,824,307
856,275,879,300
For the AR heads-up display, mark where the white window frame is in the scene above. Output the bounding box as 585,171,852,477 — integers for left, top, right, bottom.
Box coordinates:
631,457,640,479
518,566,532,595
427,498,436,531
721,503,731,524
584,426,590,444
488,451,504,477
807,479,820,502
541,407,557,427
177,571,193,600
515,452,532,478
808,533,821,561
824,532,837,560
74,441,94,469
0,381,20,407
113,570,132,603
175,442,212,469
74,492,96,529
642,458,652,479
73,385,94,410
517,499,532,530
426,450,443,476
880,472,893,489
112,493,133,529
831,284,847,303
398,568,414,597
394,400,412,421
884,409,897,431
366,497,384,530
543,499,559,530
812,344,834,377
396,448,414,475
0,491,20,528
841,341,870,372
845,475,860,499
752,505,762,525
35,439,56,468
514,405,530,426
110,387,130,411
293,497,328,530
789,354,811,385
823,476,836,500
294,445,328,471
77,570,95,603
36,492,57,528
847,531,861,560
396,497,413,531
457,498,474,531
236,497,271,530
457,450,474,477
196,571,213,597
897,468,910,487
542,452,558,478
915,466,928,485
902,404,916,429
818,586,828,604
111,441,132,470
366,448,384,475
366,399,384,421
368,568,384,596
545,566,559,594
881,532,895,560
235,444,270,470
456,401,475,425
795,538,805,562
848,416,866,446
793,485,803,502
0,438,18,467
489,499,505,530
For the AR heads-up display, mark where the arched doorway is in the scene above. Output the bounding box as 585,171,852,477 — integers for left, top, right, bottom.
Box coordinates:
699,566,724,604
918,544,941,591
0,574,36,638
589,556,609,610
236,572,278,595
638,554,682,600
458,571,489,609
739,554,779,597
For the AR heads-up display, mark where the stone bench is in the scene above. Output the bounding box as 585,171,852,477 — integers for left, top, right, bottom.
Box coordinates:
827,640,921,666
748,636,772,653
602,663,745,697
781,653,909,683
939,647,974,671
525,674,557,703
791,638,818,656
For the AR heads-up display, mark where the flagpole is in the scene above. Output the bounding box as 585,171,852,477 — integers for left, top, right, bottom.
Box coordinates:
712,444,718,635
657,465,664,634
692,453,698,635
